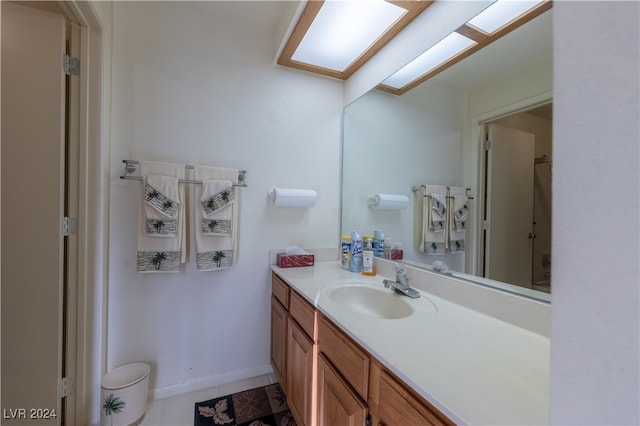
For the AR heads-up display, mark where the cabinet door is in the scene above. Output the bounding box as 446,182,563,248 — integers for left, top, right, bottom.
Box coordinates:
318,314,369,400
287,318,315,426
317,354,367,426
271,296,288,393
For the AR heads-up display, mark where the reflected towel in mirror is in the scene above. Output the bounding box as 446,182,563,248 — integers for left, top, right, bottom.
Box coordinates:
448,186,468,253
420,185,447,255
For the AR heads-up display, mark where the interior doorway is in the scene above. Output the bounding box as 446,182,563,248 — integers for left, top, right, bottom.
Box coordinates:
480,103,553,293
1,2,83,424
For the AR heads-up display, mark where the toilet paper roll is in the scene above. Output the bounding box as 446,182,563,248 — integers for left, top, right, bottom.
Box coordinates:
269,188,317,208
368,194,410,210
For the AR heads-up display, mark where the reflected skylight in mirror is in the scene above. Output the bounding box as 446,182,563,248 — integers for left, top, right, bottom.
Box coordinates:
467,0,544,34
291,0,406,72
382,32,476,89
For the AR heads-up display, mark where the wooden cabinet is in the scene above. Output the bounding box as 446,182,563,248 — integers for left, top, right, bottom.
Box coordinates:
318,314,369,401
272,272,290,307
287,318,316,426
317,354,367,426
368,359,454,426
270,273,317,426
271,271,454,426
270,296,288,393
270,273,290,392
316,313,369,426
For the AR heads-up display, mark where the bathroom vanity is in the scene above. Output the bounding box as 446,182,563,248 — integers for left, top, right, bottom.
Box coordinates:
270,260,550,425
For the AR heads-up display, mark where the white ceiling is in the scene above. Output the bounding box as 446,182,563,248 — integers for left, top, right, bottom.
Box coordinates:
181,1,289,33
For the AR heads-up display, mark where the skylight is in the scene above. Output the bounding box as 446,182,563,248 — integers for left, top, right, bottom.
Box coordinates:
291,0,406,72
278,1,433,80
377,0,551,95
382,32,477,89
468,0,543,34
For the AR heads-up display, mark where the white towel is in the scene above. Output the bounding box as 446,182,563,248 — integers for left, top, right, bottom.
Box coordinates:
448,186,468,253
419,185,447,255
137,161,186,272
193,166,239,271
144,174,180,236
200,179,234,236
430,193,447,231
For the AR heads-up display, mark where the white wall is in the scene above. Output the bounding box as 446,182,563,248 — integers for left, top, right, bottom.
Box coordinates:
551,2,639,424
468,58,553,120
107,2,343,397
342,83,468,270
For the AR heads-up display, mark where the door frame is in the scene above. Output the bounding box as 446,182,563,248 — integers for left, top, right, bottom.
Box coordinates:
466,92,552,277
55,1,108,424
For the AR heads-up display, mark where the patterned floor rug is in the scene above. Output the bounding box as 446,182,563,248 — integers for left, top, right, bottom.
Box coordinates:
194,383,296,426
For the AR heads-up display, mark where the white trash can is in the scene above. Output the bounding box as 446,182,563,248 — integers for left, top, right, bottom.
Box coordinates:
101,363,150,426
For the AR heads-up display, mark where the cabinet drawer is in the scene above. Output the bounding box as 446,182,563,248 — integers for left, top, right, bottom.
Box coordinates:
271,272,290,308
377,368,453,426
318,314,369,400
289,289,316,339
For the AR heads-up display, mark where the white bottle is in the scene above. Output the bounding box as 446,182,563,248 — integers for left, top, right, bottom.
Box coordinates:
349,230,363,273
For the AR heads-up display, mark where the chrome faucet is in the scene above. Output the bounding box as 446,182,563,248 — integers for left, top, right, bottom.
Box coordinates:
383,264,420,298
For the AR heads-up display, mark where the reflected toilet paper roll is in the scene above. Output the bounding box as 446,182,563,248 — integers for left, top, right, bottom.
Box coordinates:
269,188,317,208
367,194,410,210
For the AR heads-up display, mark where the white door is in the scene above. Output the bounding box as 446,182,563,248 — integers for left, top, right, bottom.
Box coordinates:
1,3,66,424
484,123,535,288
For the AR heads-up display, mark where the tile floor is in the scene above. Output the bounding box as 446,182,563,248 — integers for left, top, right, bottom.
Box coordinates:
139,372,278,426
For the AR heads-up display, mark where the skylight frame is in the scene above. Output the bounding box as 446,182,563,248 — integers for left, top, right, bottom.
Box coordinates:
377,0,552,95
278,0,434,80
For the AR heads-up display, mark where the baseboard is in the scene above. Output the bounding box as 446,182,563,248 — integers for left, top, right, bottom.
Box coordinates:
149,364,274,401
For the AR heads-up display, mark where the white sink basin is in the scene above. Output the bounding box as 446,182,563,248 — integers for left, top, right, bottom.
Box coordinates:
329,284,414,320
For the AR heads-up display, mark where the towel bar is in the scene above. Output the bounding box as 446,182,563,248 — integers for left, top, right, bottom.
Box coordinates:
411,185,474,200
120,160,248,187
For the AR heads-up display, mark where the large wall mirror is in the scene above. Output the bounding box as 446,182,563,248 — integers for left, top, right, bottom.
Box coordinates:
341,7,552,301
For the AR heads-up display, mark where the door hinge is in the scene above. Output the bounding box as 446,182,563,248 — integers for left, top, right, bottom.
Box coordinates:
483,220,490,230
484,139,492,151
59,377,75,398
365,414,372,426
62,217,78,236
63,54,80,76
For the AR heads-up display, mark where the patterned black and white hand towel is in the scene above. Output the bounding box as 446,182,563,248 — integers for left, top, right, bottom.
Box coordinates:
137,161,185,273
448,186,468,254
419,184,448,255
193,166,239,271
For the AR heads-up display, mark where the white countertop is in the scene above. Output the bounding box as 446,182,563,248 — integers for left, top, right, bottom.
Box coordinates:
271,261,550,425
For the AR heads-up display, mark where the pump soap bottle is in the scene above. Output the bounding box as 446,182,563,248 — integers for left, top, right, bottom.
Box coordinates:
362,236,376,276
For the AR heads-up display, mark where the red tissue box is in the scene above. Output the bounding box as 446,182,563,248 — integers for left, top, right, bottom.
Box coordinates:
277,253,315,268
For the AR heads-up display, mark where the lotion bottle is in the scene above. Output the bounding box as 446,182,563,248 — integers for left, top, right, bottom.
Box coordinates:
362,237,376,276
